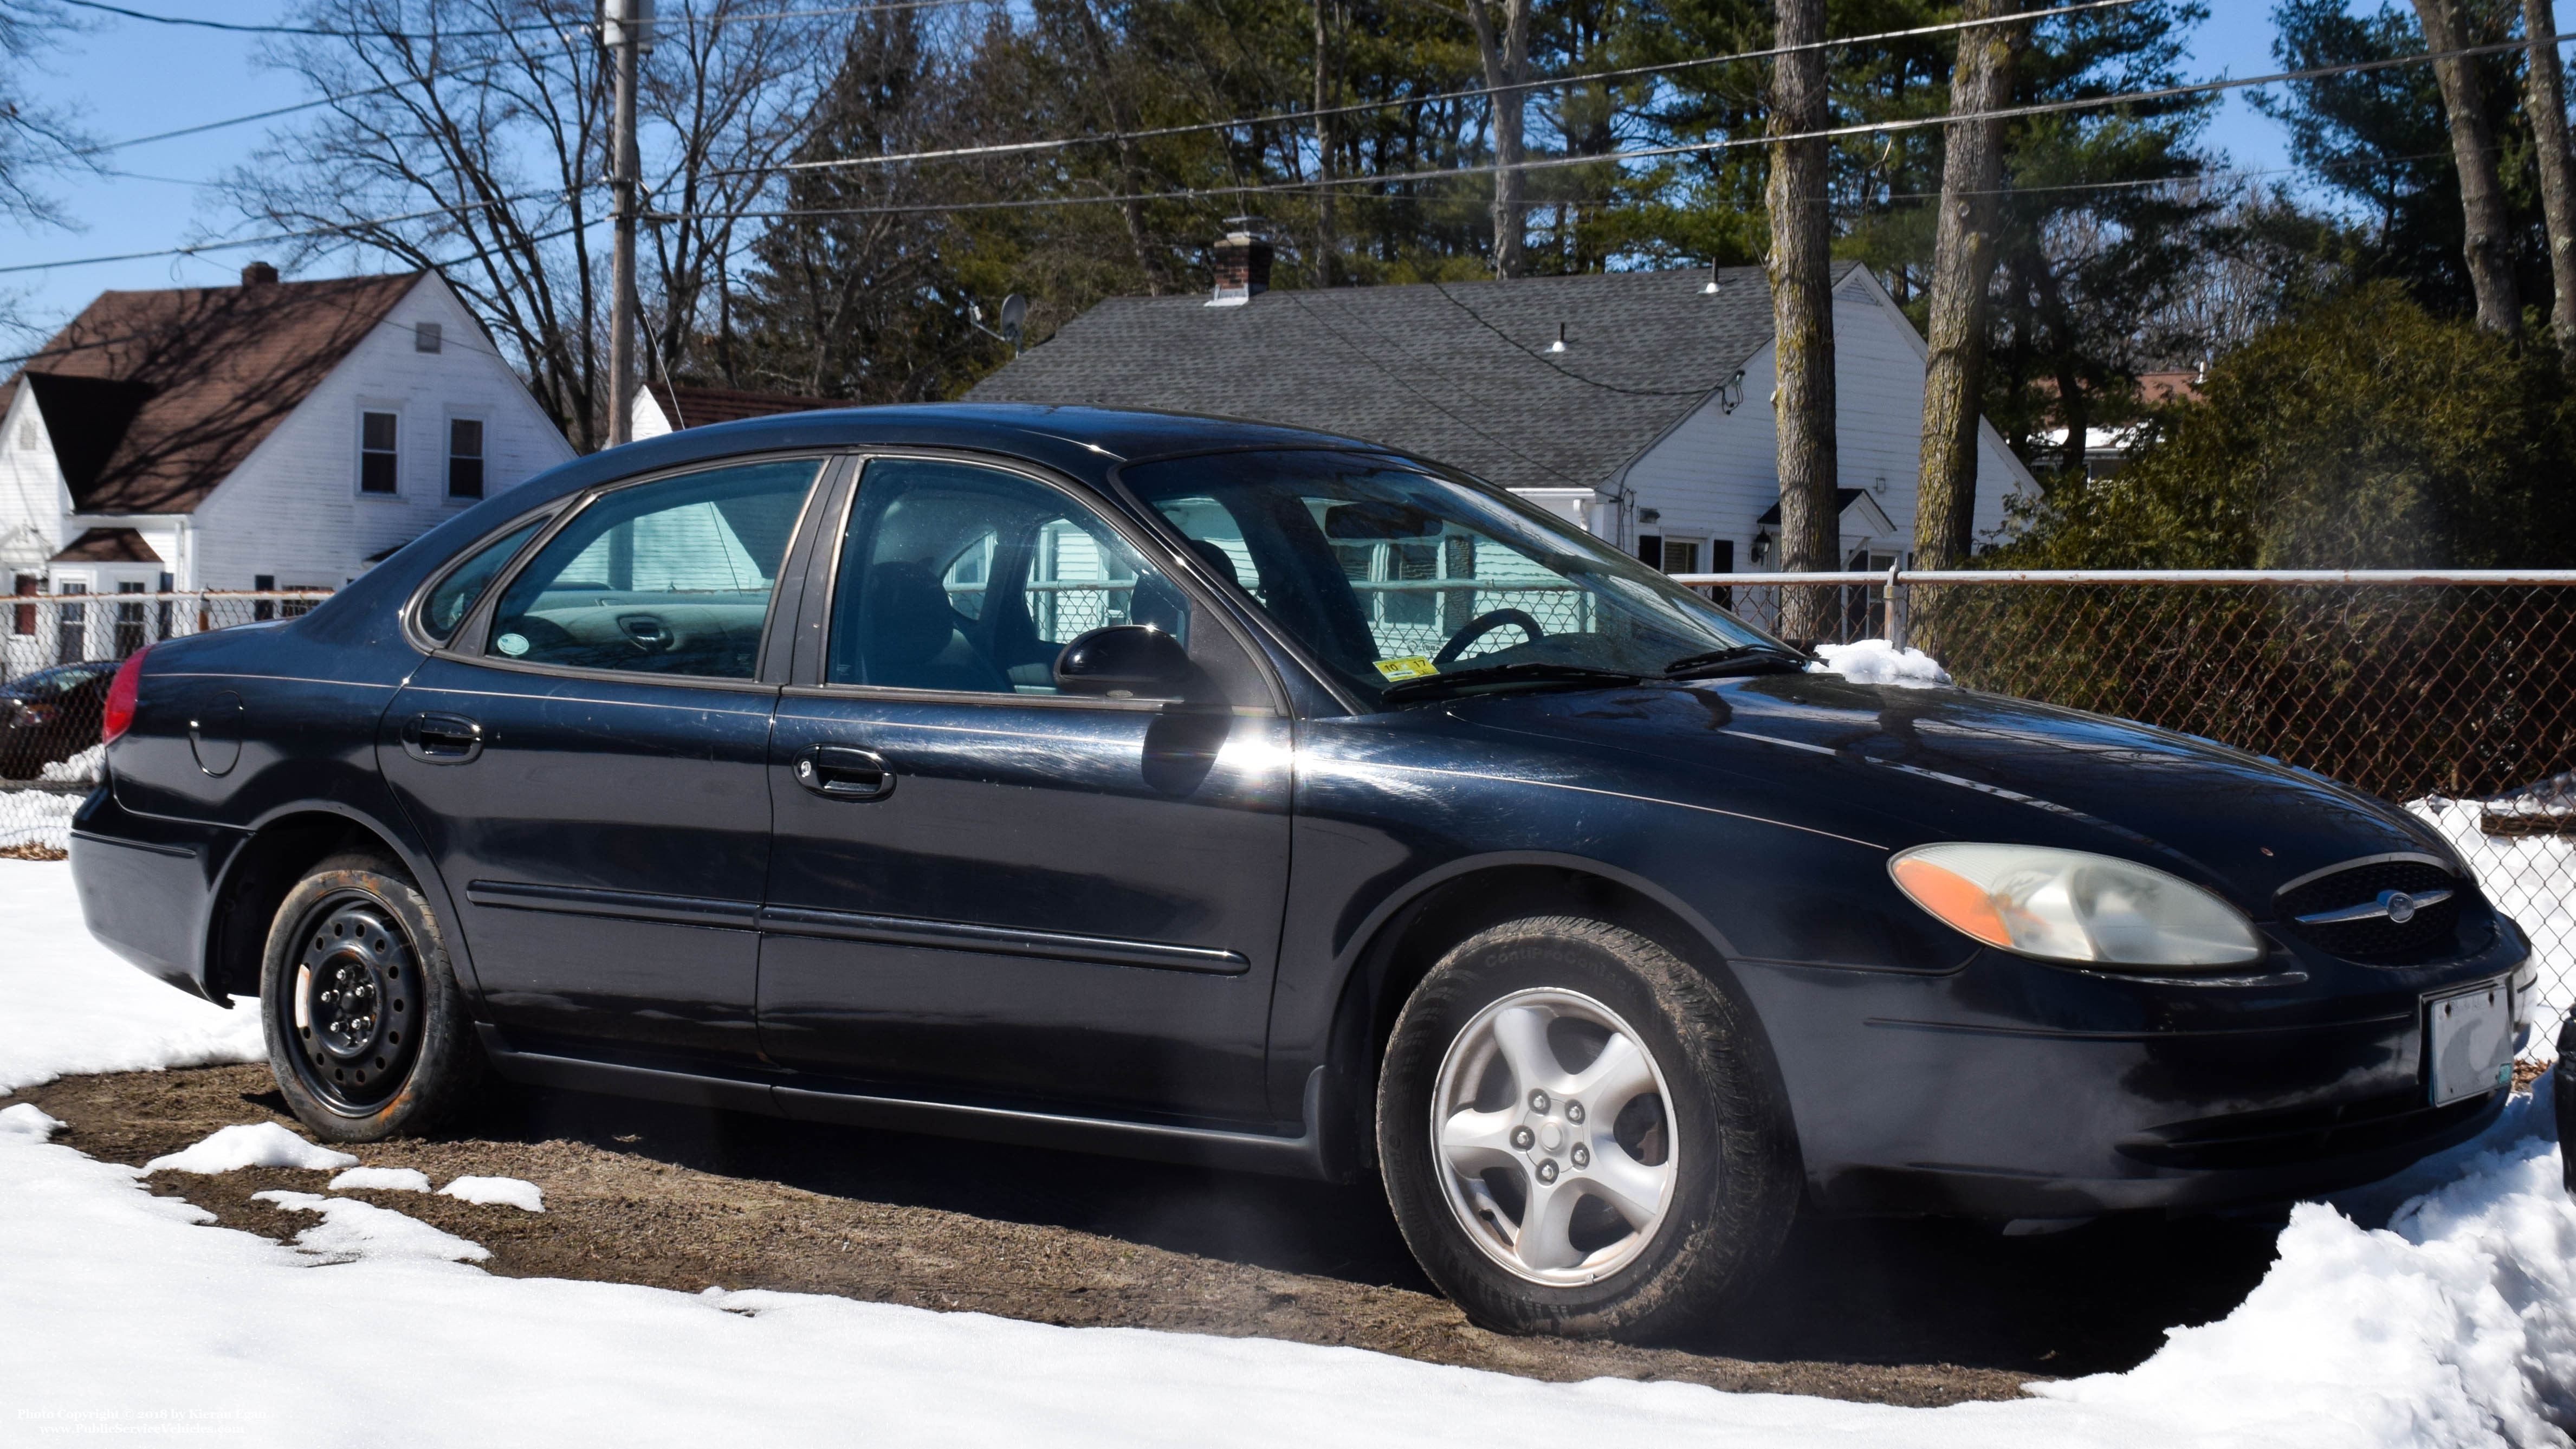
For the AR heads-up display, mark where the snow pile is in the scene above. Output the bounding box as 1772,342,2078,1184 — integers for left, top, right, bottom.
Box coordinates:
0,860,264,1092
39,743,102,784
1812,638,1953,689
440,1175,545,1212
2412,797,2576,1040
2037,1075,2573,1446
144,1123,359,1175
1,1102,66,1141
330,1165,432,1193
0,790,77,851
254,1189,493,1264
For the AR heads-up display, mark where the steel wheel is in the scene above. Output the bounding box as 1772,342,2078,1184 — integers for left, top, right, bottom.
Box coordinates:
278,894,420,1115
1429,986,1679,1286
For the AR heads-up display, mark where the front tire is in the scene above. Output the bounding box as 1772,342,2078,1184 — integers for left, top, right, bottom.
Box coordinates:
260,851,484,1142
1377,916,1798,1340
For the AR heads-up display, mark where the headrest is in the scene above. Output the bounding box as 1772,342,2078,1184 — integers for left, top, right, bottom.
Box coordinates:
859,560,959,669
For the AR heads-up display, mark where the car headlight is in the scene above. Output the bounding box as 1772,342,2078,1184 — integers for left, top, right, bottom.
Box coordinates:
1888,843,2264,969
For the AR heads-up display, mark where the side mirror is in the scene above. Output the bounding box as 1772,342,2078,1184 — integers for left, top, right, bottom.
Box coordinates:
1054,625,1193,698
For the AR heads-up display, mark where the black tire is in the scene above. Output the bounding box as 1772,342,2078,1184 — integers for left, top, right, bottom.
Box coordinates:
260,850,485,1142
1376,916,1800,1340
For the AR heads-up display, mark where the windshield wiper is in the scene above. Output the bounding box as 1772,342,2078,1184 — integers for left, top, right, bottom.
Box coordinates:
1378,663,1646,705
1661,644,1813,681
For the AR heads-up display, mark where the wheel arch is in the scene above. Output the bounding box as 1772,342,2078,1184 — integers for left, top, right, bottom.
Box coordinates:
203,802,446,1005
1308,852,1794,1182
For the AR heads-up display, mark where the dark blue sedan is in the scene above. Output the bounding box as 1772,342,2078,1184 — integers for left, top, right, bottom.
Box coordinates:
72,406,2535,1338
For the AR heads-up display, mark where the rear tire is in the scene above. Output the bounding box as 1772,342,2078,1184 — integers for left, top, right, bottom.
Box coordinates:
1377,916,1798,1340
260,850,484,1142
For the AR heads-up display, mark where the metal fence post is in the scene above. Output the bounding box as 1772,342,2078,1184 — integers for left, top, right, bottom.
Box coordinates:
1886,560,1908,651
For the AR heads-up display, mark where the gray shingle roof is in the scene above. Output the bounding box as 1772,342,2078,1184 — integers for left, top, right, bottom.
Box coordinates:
968,264,1812,490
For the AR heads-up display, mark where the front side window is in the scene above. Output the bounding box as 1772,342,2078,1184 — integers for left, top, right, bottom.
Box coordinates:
1121,450,1784,707
829,457,1189,695
360,411,399,494
484,457,820,678
419,516,546,645
447,418,485,500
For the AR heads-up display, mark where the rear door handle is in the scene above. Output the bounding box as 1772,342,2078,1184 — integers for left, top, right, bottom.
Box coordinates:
402,712,484,765
793,743,895,801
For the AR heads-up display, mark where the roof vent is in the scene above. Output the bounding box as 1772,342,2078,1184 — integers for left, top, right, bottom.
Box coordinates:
241,261,279,288
1208,218,1273,308
1548,322,1568,353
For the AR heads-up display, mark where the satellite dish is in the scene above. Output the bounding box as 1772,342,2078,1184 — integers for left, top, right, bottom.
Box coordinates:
999,294,1028,345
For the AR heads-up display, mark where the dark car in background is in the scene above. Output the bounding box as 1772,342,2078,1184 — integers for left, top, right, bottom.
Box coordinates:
68,405,2537,1340
1,659,120,779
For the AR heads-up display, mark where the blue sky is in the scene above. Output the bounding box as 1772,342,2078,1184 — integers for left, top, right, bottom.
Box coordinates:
0,2,2318,347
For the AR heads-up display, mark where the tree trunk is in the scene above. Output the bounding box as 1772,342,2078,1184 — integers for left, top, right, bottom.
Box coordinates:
2414,0,2523,335
1912,0,2022,658
2524,0,2576,366
1315,0,1336,287
1466,0,1532,278
1769,0,1838,643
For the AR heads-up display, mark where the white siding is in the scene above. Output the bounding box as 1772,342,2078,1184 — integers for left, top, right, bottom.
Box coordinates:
0,386,69,573
187,275,576,589
1613,268,2037,568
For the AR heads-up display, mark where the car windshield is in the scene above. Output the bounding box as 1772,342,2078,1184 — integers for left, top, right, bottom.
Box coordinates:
1119,449,1784,706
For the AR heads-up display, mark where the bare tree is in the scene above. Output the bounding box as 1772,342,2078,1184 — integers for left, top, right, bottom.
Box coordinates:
222,0,823,451
1463,0,1531,277
1913,0,2023,584
1768,0,1836,641
2523,0,2576,367
2412,0,2522,335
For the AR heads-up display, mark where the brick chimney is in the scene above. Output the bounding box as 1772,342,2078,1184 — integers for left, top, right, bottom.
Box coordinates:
1207,222,1273,307
241,261,280,287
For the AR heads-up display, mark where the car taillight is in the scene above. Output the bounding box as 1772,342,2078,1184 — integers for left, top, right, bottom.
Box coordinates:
101,648,147,745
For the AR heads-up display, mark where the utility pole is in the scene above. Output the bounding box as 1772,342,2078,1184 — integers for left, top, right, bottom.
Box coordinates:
605,0,650,448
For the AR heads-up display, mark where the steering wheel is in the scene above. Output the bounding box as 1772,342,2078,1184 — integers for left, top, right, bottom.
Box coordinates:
1433,608,1546,669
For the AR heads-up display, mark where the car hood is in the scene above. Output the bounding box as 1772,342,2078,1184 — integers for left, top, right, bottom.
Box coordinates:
1440,674,2454,914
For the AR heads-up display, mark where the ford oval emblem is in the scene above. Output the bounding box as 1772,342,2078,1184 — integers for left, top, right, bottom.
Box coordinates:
2385,890,2417,924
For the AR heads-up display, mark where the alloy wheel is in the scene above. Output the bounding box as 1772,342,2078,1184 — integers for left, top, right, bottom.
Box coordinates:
1428,987,1679,1286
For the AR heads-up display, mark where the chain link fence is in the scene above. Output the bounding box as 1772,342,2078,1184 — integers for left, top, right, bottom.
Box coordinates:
1701,570,2576,1046
1,592,331,858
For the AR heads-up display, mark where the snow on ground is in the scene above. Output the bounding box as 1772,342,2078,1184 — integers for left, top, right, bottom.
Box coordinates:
0,788,76,851
1811,638,1953,688
5,862,2576,1445
40,743,102,784
331,1165,431,1193
439,1174,545,1212
0,860,263,1093
144,1122,358,1174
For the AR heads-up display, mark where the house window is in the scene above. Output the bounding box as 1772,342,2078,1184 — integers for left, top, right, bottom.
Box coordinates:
360,411,399,494
16,421,35,451
1660,539,1701,575
447,417,485,500
115,581,146,657
55,581,85,664
415,322,443,353
11,574,35,636
254,573,275,623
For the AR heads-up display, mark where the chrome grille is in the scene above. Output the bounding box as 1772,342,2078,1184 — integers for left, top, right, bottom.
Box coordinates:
2276,858,2465,963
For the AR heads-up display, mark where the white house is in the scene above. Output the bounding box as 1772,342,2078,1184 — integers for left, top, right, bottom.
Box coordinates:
968,240,2036,581
0,263,574,671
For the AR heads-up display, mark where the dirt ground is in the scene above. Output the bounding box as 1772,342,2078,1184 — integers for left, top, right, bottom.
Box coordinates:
13,1063,2305,1409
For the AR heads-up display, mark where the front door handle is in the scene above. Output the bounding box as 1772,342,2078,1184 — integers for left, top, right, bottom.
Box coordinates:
793,743,895,801
402,712,484,765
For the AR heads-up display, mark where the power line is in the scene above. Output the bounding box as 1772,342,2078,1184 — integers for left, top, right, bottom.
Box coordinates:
0,187,587,276
672,25,2576,225
724,0,2147,183
52,0,979,42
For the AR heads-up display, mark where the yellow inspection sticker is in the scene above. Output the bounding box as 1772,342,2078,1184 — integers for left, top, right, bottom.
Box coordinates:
1374,656,1439,682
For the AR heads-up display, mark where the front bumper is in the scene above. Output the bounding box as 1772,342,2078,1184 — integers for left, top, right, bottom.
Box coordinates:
1733,920,2536,1219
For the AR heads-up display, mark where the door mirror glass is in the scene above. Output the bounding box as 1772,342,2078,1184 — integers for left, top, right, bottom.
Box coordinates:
1054,625,1193,697
484,457,821,678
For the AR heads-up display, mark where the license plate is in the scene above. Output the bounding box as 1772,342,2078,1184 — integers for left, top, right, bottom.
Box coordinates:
2426,978,2515,1108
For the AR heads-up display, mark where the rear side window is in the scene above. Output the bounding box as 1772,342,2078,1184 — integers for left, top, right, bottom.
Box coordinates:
419,518,546,645
484,458,820,679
